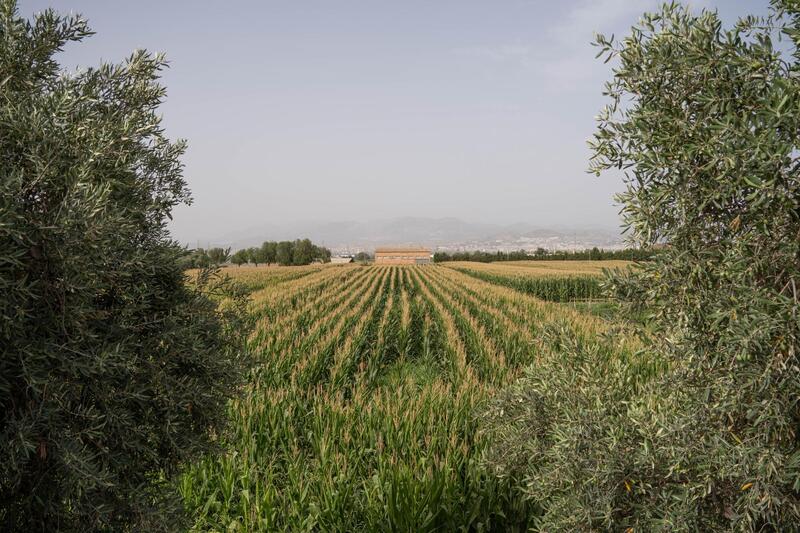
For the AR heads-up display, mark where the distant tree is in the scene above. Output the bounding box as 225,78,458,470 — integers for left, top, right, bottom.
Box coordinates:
206,247,230,266
179,248,212,269
354,252,372,263
432,247,655,263
316,245,331,263
276,241,293,266
243,246,259,266
0,3,251,529
254,246,268,266
261,241,277,265
292,238,314,265
230,249,248,267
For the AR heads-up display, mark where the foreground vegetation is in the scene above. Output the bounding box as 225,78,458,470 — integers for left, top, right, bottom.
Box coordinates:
180,262,640,531
0,4,250,530
479,2,800,529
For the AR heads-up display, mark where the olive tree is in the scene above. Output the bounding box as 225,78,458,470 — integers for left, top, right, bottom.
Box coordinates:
206,246,230,266
231,249,248,267
246,246,265,266
590,6,800,526
292,238,315,265
276,240,293,266
0,3,250,530
261,240,277,265
481,2,800,530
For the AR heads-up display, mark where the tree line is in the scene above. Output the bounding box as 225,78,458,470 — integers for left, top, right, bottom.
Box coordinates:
433,246,657,263
180,239,332,269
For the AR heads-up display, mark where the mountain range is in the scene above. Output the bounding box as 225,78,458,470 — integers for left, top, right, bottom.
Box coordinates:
203,217,625,253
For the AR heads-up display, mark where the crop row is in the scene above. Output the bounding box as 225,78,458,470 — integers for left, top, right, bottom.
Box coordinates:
447,265,603,302
180,264,639,531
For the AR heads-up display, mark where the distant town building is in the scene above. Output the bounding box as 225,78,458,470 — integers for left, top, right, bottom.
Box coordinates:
374,247,431,265
330,256,354,264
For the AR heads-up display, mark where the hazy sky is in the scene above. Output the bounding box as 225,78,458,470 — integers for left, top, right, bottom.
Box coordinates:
21,0,769,244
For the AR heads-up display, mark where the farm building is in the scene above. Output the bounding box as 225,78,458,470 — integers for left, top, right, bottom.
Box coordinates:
330,256,353,264
374,247,432,265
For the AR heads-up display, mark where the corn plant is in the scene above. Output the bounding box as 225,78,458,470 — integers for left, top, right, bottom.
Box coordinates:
177,262,639,531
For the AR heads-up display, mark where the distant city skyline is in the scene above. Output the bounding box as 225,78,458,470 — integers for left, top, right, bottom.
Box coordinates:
20,0,769,244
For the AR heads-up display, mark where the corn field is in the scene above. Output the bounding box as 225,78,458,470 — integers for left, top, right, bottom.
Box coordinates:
180,262,638,531
446,260,632,276
216,264,326,293
443,261,631,302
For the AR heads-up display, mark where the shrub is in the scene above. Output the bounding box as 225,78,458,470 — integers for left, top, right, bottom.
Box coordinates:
0,3,250,530
481,1,800,529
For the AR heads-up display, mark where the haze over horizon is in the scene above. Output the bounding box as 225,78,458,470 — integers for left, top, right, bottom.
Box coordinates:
21,0,767,245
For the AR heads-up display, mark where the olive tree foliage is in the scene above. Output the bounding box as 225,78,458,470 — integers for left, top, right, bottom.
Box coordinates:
206,246,230,265
0,3,250,531
481,2,800,530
